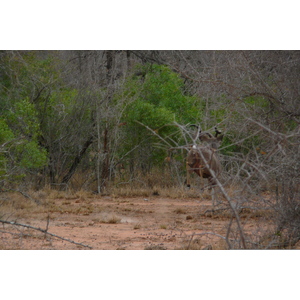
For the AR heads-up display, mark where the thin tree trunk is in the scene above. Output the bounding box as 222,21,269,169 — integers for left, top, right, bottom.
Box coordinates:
100,126,109,190
60,135,93,187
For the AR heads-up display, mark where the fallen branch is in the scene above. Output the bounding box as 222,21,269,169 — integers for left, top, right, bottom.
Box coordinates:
0,219,92,249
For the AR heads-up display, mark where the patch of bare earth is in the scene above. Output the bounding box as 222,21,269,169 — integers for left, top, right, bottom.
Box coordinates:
0,194,277,250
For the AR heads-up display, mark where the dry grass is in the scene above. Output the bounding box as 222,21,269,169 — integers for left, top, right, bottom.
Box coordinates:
105,215,121,224
100,167,209,199
0,188,102,220
0,179,284,250
174,208,187,214
133,224,141,230
144,244,167,250
26,167,220,201
0,196,284,250
109,184,204,199
0,191,42,219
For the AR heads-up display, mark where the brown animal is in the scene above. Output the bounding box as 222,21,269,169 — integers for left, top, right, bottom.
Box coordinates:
186,127,223,205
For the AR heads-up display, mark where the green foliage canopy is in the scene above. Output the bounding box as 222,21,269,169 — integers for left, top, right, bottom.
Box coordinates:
119,64,203,165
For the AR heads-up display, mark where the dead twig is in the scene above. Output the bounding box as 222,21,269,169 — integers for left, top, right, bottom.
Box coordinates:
44,214,50,239
0,219,92,249
225,217,234,249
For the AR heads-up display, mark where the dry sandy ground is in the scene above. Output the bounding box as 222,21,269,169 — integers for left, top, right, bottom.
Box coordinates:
0,192,277,250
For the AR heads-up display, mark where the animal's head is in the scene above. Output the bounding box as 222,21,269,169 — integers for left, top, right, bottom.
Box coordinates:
190,125,223,150
199,130,223,150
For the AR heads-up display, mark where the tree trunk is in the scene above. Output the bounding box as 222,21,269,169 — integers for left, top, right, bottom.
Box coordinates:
100,127,109,189
60,135,94,188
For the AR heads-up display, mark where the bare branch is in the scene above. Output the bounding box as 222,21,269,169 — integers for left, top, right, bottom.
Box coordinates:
0,219,92,249
196,148,247,249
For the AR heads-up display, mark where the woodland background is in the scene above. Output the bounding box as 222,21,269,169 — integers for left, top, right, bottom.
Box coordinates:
1,0,299,298
1,50,300,247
